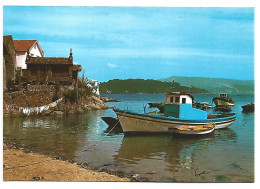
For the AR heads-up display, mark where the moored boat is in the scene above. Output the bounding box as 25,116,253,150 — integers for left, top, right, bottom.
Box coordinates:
212,93,235,106
242,103,254,112
214,105,232,112
193,101,213,110
114,92,237,134
168,123,215,135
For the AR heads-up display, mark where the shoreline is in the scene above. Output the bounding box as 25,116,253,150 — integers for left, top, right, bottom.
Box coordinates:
3,142,132,182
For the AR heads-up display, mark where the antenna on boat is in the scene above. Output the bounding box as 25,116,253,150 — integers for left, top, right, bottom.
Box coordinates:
143,103,147,113
171,80,175,92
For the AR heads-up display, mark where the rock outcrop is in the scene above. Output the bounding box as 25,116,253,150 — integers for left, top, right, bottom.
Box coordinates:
3,85,109,118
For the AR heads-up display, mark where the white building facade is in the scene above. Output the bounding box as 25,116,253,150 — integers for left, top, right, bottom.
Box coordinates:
14,40,44,69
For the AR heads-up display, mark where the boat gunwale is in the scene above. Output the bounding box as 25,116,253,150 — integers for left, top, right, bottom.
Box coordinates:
114,108,237,123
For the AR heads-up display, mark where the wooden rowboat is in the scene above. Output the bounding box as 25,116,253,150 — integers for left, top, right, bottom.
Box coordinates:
168,124,215,135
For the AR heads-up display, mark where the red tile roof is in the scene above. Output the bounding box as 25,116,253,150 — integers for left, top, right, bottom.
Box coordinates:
13,40,37,51
13,40,44,57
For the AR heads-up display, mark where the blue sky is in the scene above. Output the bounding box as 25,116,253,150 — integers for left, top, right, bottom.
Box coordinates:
3,6,254,82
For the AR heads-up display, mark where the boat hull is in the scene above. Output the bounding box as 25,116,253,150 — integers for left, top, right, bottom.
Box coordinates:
242,103,254,112
213,98,235,106
169,124,215,135
114,109,237,133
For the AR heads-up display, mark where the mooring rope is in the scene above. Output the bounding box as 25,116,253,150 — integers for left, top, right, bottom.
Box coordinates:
4,110,126,171
82,110,126,152
4,159,52,171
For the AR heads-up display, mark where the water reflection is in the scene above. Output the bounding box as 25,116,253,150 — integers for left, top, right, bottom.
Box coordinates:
115,129,237,162
3,93,254,182
113,129,237,181
4,114,94,159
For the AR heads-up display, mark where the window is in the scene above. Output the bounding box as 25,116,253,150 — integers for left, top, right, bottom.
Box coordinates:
175,97,179,103
170,96,174,103
182,98,186,104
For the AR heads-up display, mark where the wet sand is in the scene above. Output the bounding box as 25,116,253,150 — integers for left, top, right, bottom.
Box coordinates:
3,144,130,182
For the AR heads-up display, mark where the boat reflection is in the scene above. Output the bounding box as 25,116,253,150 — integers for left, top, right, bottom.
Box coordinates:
113,129,237,168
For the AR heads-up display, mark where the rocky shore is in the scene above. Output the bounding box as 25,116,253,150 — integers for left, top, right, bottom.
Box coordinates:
3,143,130,181
3,84,113,118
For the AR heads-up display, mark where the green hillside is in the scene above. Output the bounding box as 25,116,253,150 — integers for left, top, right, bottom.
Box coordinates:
160,76,254,94
99,79,209,94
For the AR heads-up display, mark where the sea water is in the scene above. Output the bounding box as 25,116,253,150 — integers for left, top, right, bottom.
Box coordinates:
3,94,254,182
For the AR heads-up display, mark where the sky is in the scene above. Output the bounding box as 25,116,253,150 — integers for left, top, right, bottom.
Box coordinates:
3,6,254,82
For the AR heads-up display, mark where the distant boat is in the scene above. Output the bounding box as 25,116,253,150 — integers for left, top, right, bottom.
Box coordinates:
168,123,215,135
114,92,237,134
213,93,235,106
214,105,232,112
242,103,254,112
193,101,213,111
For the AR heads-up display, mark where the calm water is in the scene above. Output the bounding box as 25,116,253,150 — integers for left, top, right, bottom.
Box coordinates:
3,94,254,182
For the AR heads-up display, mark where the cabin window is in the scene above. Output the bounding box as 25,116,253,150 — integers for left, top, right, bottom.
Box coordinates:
175,97,179,103
170,96,174,103
182,98,186,104
220,94,227,98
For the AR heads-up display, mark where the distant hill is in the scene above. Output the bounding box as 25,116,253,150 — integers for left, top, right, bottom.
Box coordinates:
160,76,254,94
100,79,209,94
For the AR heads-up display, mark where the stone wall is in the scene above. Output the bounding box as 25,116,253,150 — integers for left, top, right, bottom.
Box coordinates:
3,35,16,86
3,56,7,92
3,84,108,118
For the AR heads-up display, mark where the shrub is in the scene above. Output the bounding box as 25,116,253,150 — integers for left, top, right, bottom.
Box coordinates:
64,90,78,103
52,93,59,102
7,79,15,92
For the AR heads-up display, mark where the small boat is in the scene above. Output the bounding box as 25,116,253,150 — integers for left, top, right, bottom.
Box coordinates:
193,101,213,111
242,103,254,112
168,123,215,135
214,105,232,112
148,102,165,113
212,93,235,106
148,102,163,108
114,92,237,134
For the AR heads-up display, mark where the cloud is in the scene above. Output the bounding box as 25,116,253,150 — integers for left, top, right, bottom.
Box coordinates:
107,63,117,68
80,47,252,60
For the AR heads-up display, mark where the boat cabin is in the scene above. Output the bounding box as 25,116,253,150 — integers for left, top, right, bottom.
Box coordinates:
219,93,229,99
164,92,207,120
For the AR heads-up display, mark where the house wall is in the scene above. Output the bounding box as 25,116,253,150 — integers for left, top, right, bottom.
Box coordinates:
29,43,43,57
16,43,43,69
16,51,27,69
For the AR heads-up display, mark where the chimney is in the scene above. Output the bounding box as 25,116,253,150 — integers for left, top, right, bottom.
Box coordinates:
70,48,72,57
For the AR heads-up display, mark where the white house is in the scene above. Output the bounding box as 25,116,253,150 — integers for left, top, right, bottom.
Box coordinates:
13,40,44,69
